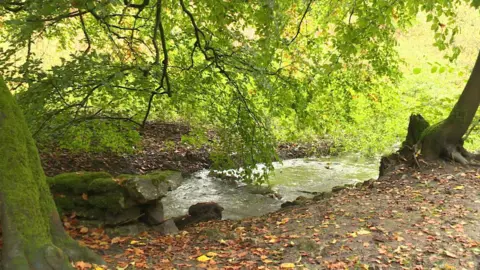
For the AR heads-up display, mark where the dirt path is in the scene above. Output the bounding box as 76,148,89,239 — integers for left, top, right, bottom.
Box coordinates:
67,162,480,269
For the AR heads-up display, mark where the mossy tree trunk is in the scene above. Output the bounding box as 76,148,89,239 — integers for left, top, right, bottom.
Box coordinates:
420,50,480,164
0,77,104,269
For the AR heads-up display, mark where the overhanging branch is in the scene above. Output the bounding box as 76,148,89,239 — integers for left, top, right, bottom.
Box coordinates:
289,0,314,45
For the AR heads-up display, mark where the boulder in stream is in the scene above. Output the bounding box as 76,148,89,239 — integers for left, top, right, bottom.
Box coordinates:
174,202,224,230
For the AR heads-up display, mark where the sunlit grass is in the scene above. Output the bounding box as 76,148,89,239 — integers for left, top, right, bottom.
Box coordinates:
396,4,480,150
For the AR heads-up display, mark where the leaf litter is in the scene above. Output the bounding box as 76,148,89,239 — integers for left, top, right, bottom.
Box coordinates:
65,162,480,269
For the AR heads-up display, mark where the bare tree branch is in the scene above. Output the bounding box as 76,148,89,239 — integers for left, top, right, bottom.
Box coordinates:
79,12,91,54
289,0,314,45
123,0,150,10
27,10,88,22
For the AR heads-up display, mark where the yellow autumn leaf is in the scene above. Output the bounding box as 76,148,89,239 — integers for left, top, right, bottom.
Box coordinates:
197,255,211,262
268,236,278,243
454,185,464,190
277,218,290,225
206,252,217,257
357,228,371,235
280,262,296,268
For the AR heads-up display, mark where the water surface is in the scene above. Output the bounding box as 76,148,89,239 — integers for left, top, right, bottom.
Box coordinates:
162,156,378,220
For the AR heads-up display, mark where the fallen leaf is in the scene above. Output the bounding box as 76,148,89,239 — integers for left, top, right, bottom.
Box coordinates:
357,229,371,235
206,252,217,257
277,218,290,225
280,262,295,268
197,255,211,262
444,250,458,258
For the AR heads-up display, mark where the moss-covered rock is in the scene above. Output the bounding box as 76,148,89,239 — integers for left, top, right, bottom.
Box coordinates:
105,207,142,226
53,196,76,212
88,178,122,194
74,207,106,220
119,170,182,188
88,191,125,214
48,170,181,228
121,170,183,203
47,171,112,194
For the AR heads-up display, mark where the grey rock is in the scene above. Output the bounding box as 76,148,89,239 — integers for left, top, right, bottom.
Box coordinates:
154,219,179,235
281,196,309,208
144,200,164,225
174,202,224,230
124,177,160,203
105,207,142,226
163,171,184,190
312,192,332,201
189,202,224,218
332,186,346,192
123,171,184,203
105,223,148,237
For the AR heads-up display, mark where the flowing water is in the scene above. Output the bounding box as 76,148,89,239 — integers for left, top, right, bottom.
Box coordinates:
162,156,379,220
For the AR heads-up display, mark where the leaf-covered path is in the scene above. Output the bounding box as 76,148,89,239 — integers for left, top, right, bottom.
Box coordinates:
68,163,480,269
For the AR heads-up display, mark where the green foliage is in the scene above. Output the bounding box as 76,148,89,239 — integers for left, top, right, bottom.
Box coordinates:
181,128,210,148
1,0,480,183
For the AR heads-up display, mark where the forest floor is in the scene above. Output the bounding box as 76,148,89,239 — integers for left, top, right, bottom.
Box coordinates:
40,121,331,177
66,161,480,270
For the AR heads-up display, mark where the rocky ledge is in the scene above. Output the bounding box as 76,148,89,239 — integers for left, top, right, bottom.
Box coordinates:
47,170,183,233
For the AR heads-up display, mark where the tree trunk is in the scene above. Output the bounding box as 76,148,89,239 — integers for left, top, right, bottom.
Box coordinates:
0,77,104,269
421,50,480,163
379,114,430,176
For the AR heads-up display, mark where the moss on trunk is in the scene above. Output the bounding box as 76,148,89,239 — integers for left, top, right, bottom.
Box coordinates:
420,50,480,164
0,77,104,269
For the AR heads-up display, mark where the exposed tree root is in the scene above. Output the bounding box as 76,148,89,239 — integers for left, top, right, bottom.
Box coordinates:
444,144,469,164
50,213,105,266
1,196,105,270
380,114,479,176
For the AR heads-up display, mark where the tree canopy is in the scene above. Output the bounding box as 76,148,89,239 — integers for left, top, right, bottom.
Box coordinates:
1,0,479,182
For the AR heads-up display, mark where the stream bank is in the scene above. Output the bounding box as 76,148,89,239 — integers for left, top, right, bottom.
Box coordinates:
39,122,333,177
67,161,480,269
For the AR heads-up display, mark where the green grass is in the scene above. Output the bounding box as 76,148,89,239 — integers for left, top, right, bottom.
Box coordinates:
397,5,480,96
396,4,480,150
